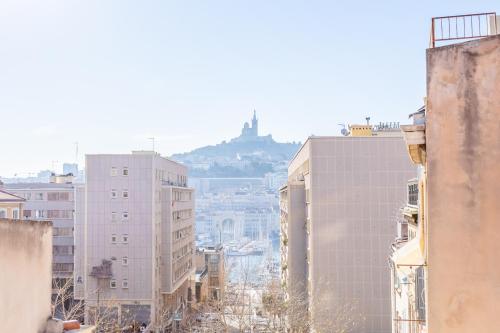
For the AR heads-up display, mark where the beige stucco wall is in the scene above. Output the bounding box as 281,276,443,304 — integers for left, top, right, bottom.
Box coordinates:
0,219,52,333
426,35,500,332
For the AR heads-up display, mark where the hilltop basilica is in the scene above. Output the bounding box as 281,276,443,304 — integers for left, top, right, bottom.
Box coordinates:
232,111,273,143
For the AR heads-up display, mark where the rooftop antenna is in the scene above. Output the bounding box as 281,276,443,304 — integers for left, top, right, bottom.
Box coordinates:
74,142,79,164
51,160,59,173
148,137,155,152
366,117,371,125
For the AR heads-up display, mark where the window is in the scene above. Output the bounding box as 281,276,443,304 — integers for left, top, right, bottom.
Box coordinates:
122,167,128,176
122,257,128,266
53,227,73,237
122,212,129,221
122,279,129,289
23,210,32,218
110,279,117,288
35,192,44,200
48,192,70,201
53,245,73,255
110,167,118,176
111,234,117,244
35,210,46,218
53,263,73,272
25,193,32,200
122,234,129,244
111,212,117,222
0,209,6,218
111,190,117,199
122,190,129,199
12,209,19,219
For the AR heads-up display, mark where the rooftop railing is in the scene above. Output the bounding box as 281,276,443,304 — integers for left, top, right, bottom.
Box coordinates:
430,12,498,48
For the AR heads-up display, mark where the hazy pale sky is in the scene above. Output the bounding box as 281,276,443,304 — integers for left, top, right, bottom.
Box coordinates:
0,0,498,177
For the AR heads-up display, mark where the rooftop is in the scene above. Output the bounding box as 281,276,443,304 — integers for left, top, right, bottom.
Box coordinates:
0,189,26,202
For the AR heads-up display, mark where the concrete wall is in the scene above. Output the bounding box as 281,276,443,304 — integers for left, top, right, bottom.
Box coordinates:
426,35,500,332
0,219,52,333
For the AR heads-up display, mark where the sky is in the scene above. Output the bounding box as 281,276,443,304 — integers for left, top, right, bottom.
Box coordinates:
0,0,498,177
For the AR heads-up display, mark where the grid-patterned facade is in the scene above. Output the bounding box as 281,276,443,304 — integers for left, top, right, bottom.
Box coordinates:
285,136,415,333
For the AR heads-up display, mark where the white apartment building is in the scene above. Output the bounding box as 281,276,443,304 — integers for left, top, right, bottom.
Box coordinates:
74,151,195,330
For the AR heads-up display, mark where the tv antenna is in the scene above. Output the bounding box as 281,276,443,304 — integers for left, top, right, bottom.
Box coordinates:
148,137,155,152
74,142,79,164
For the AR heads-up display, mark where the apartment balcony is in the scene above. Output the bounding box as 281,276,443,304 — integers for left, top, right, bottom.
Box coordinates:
402,125,426,164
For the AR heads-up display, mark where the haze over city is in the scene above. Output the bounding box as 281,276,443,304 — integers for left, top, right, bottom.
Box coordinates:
1,0,498,177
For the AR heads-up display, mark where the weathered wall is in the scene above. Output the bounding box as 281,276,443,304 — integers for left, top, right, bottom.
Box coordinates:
426,35,500,332
0,219,52,333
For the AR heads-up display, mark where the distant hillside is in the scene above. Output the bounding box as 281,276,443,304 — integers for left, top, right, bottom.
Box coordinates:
173,138,300,161
170,113,301,178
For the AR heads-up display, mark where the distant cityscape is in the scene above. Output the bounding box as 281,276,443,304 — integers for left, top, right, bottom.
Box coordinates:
1,10,500,333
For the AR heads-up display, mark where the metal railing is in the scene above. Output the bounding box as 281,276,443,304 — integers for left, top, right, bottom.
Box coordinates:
431,12,498,48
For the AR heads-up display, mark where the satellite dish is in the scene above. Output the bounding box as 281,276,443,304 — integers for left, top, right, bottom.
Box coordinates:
338,123,350,136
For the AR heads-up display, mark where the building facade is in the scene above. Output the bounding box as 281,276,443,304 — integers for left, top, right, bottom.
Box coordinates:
74,151,195,330
281,132,416,333
389,176,426,333
193,245,225,304
0,186,25,219
396,34,500,333
6,175,76,282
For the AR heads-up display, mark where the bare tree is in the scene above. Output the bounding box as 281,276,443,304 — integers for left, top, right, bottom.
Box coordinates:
87,301,120,332
260,279,309,333
310,285,365,333
51,277,85,321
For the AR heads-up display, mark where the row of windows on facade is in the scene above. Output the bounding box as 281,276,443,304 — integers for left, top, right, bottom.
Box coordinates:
23,209,74,219
110,167,129,177
53,245,74,255
172,190,191,202
109,256,130,266
0,209,19,219
53,263,74,272
173,209,192,221
111,190,129,199
108,209,192,223
174,226,192,242
174,259,193,282
16,191,72,201
172,244,193,260
110,189,192,202
53,227,73,236
111,234,129,244
109,278,129,289
111,166,187,187
156,169,187,187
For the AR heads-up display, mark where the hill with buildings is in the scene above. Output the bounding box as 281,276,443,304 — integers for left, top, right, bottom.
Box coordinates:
171,111,301,177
